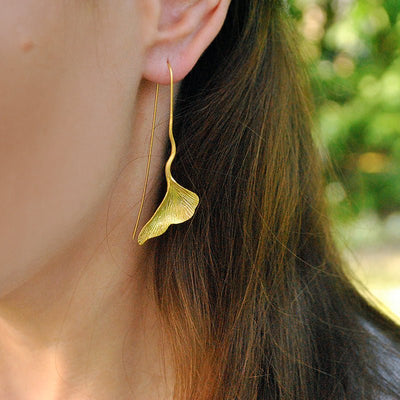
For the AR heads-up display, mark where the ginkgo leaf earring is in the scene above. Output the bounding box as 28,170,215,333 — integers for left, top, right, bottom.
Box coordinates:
131,61,199,245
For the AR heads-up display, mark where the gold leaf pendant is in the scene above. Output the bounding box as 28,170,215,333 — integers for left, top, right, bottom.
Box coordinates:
133,62,199,245
138,176,199,245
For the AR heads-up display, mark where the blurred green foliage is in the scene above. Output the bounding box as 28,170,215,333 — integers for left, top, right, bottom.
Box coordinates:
289,0,400,246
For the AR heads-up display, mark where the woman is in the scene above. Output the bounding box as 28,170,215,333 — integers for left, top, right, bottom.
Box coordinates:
0,0,399,399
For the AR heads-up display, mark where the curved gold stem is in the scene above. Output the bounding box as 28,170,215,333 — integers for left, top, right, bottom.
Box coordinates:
165,61,176,185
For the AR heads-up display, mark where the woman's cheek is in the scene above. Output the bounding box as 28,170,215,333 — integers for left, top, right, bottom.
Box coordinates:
0,1,137,296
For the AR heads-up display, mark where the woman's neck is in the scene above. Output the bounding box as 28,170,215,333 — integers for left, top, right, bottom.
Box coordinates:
0,208,174,400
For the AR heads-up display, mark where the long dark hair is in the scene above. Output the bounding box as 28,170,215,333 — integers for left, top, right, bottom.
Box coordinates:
150,0,400,398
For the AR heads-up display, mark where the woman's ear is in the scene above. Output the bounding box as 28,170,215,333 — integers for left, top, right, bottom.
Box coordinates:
143,0,231,84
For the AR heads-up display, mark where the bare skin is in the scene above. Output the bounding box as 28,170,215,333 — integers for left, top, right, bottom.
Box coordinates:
0,0,230,399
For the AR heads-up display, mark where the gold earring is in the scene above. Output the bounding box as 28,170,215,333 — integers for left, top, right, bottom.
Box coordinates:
132,61,199,245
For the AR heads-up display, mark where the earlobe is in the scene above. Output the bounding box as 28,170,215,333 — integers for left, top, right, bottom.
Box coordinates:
142,0,230,84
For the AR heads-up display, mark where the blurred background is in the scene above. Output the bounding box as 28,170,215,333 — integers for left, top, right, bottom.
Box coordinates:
289,0,400,320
